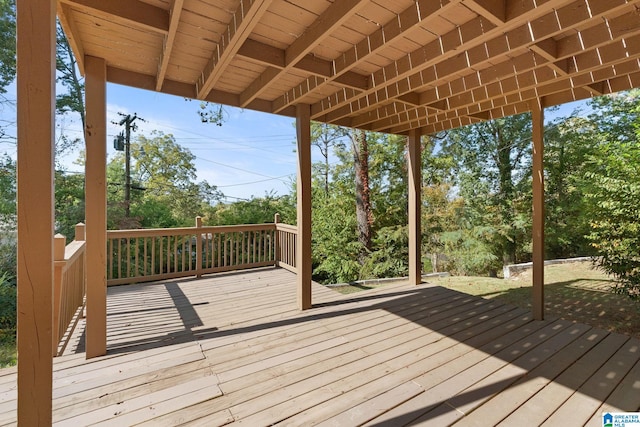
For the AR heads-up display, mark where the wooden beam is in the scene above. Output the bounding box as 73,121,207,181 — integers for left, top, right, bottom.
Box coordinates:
59,0,169,34
296,104,312,310
383,53,640,134
196,0,273,99
407,128,422,286
240,0,369,107
57,2,86,74
156,0,184,91
365,26,640,133
237,39,368,91
84,55,108,358
16,0,55,423
272,0,461,113
464,0,506,26
312,0,599,121
531,100,544,321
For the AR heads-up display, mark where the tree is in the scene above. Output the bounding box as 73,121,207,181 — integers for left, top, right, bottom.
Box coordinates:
351,129,373,259
55,22,85,157
442,114,533,273
310,122,346,195
0,0,15,95
584,90,640,300
106,131,223,228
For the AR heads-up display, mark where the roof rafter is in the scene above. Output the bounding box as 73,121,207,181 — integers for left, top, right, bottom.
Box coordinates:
463,0,506,26
237,39,368,90
155,0,184,91
317,0,637,125
59,0,169,34
196,0,274,100
382,61,640,134
271,0,463,113
311,0,583,122
238,0,369,108
57,2,86,74
358,9,640,129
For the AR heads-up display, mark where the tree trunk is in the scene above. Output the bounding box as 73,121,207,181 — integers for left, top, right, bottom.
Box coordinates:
495,126,516,265
352,129,372,263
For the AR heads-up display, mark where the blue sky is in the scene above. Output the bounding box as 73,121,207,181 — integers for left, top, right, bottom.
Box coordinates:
0,81,300,201
0,80,589,202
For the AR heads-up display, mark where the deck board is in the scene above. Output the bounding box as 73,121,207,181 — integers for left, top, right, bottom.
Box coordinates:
0,267,638,426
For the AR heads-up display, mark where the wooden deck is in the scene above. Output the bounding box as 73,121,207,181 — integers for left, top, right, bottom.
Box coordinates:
1,267,639,426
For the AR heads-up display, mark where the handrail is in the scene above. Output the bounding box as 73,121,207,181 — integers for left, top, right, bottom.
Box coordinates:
53,223,86,357
275,215,297,273
106,215,298,286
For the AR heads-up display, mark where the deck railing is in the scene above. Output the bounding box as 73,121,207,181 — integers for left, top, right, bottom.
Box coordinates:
107,215,298,286
53,223,86,356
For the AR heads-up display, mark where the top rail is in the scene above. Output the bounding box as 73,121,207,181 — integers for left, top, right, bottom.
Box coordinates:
54,223,86,356
106,216,297,286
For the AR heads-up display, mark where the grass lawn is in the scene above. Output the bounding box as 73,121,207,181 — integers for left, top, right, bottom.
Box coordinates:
331,262,639,339
429,262,640,339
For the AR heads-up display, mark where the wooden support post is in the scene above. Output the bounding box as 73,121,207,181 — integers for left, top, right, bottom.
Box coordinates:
84,55,108,358
532,101,545,320
17,0,56,423
274,213,281,267
75,223,86,241
408,129,422,285
195,216,203,277
53,235,66,356
296,104,312,310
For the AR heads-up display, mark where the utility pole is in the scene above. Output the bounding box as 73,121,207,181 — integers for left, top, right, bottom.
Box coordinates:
113,113,143,218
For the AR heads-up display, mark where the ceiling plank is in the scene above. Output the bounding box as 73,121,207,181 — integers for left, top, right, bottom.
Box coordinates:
59,0,169,34
311,0,593,121
316,0,636,124
196,0,274,100
271,0,462,113
381,62,640,134
239,0,369,107
156,0,184,91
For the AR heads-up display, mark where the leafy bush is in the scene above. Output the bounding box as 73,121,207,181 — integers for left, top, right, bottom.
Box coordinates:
586,141,640,300
360,226,409,279
0,273,16,330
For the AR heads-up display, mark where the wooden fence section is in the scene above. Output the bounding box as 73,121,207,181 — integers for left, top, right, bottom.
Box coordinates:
275,223,297,272
53,224,86,356
107,217,298,286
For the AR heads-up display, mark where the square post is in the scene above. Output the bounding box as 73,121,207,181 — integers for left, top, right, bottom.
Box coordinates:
408,128,422,285
532,101,545,320
296,104,312,310
16,0,56,423
84,55,108,358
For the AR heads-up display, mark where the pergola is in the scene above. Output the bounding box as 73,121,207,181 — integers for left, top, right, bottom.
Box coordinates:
17,0,640,424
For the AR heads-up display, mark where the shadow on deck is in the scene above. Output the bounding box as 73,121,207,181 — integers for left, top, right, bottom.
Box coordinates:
1,267,639,426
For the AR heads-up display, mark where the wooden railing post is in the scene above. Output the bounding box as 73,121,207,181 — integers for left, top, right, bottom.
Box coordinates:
195,216,203,278
53,234,66,356
75,222,86,241
274,213,281,267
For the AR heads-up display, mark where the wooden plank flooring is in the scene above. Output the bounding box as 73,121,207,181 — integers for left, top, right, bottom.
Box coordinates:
0,267,638,426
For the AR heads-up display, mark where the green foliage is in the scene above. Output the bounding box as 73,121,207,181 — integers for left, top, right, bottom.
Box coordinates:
0,0,15,94
0,155,15,221
205,193,295,226
106,131,223,228
583,90,640,300
55,172,85,237
0,273,15,330
311,192,361,284
360,226,409,279
439,226,500,276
